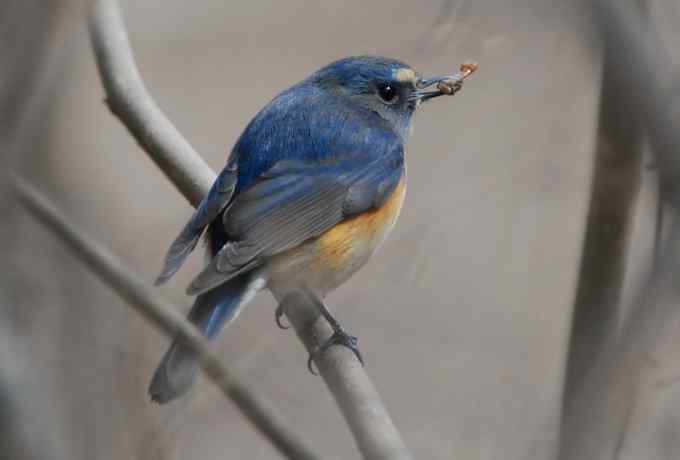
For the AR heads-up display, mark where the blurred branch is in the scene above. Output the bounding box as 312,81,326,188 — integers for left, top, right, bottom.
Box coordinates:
562,43,645,388
559,0,680,458
593,1,679,195
560,0,646,449
88,0,213,207
11,175,319,460
88,0,412,458
0,3,75,460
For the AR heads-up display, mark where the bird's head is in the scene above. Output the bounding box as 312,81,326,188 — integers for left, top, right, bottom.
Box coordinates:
310,55,465,139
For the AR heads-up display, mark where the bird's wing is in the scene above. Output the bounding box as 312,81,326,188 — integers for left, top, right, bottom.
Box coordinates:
155,163,238,285
187,150,403,295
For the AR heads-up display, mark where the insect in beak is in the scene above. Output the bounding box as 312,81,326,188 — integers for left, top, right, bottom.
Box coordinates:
410,61,479,103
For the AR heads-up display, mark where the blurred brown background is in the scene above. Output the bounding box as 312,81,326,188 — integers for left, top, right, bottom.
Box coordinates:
3,0,680,459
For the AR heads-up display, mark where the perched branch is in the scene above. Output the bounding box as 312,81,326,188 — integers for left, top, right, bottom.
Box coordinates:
88,0,412,458
11,176,319,460
282,292,412,460
88,0,214,207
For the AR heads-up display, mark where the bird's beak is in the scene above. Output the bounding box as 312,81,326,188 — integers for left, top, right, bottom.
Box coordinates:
412,75,461,103
410,62,478,104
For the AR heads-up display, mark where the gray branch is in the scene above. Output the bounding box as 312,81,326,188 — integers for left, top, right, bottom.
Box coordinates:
559,1,680,458
559,0,647,453
88,0,214,208
88,0,412,458
11,175,319,460
282,292,412,460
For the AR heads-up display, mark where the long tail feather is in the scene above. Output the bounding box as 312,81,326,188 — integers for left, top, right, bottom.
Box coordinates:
148,273,262,403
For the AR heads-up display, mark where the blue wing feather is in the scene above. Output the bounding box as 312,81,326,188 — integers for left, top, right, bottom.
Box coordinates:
188,149,404,295
155,162,237,285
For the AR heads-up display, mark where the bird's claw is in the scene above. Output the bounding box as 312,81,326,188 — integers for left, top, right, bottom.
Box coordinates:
307,327,364,375
275,305,290,329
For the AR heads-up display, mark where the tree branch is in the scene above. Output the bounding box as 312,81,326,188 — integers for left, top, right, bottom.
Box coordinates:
88,0,214,207
282,292,412,460
559,1,680,458
11,175,319,460
88,0,412,458
560,0,647,452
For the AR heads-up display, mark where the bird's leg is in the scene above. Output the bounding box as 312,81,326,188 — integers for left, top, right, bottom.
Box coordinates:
307,300,363,375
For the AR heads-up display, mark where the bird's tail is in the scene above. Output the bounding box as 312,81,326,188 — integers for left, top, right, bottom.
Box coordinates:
148,273,261,404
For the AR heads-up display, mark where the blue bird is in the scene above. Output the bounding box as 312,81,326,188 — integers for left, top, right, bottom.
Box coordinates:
149,55,468,403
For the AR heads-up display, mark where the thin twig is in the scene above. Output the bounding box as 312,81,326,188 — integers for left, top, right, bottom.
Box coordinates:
11,176,319,460
88,0,412,458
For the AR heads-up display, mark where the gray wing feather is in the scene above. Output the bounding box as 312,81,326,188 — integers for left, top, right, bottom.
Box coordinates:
186,173,346,295
344,166,402,214
155,164,237,285
186,157,403,296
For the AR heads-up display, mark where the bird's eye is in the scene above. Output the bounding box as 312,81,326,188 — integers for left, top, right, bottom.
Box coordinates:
377,83,399,104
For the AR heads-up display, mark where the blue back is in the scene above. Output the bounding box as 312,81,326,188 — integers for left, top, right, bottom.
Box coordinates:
208,60,409,254
232,83,401,193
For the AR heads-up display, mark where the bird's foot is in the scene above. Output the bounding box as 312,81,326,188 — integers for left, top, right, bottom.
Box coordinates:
274,304,290,329
307,326,364,375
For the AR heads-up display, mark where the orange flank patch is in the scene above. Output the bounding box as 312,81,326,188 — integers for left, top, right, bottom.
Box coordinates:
317,175,406,270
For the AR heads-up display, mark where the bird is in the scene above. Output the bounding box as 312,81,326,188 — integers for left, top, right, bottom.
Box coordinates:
148,55,469,403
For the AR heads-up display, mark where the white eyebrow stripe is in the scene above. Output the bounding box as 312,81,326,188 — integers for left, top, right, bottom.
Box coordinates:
394,68,417,83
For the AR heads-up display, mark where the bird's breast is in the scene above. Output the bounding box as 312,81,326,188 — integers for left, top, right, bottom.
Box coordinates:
267,173,406,297
317,174,406,271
